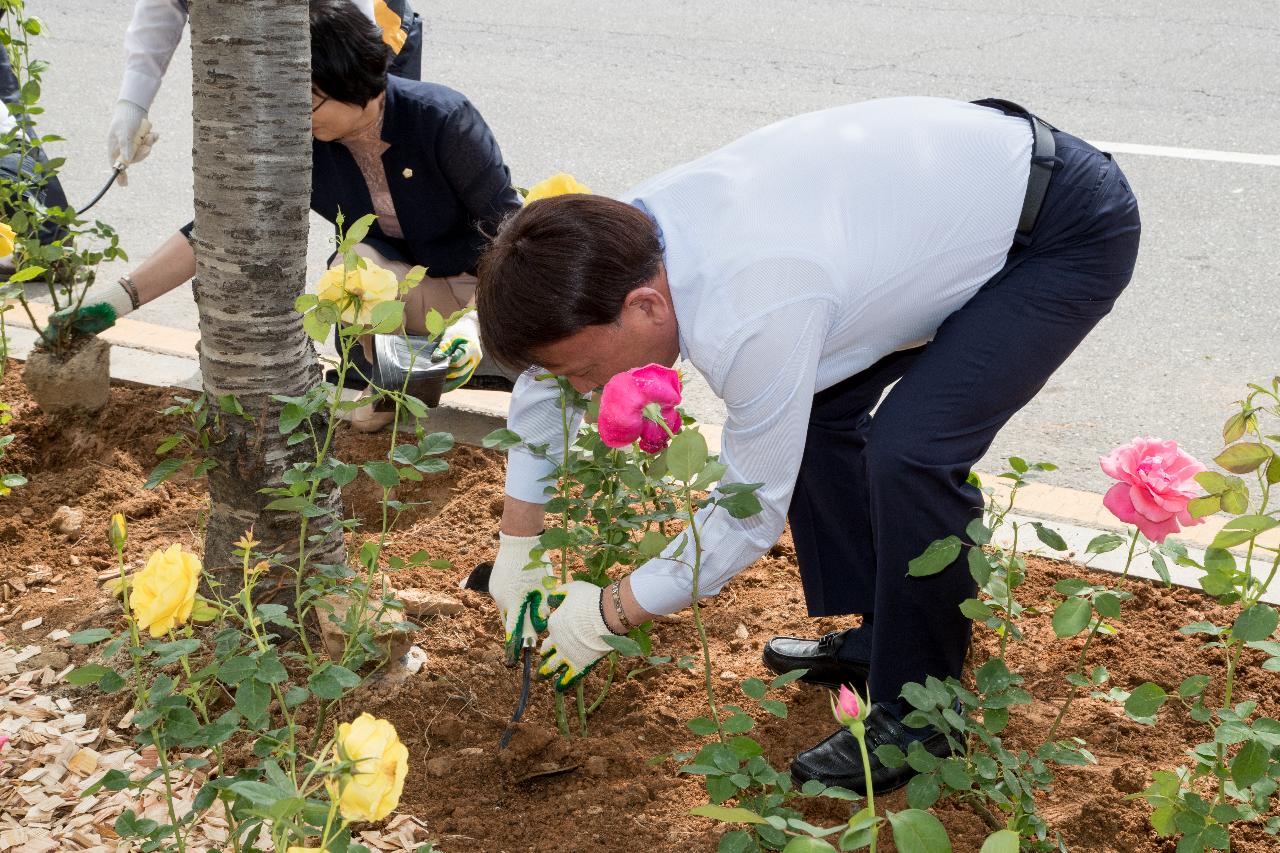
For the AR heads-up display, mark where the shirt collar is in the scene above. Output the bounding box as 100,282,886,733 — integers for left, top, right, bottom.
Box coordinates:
630,200,689,361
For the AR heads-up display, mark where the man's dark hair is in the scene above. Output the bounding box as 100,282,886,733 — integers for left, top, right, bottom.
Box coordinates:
477,195,665,370
310,0,388,106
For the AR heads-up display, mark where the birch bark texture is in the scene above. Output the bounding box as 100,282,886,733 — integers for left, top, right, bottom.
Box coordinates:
188,0,343,585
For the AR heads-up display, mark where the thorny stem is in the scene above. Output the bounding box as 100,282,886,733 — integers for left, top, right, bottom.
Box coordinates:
587,655,617,715
1000,524,1019,660
686,482,722,740
151,729,188,853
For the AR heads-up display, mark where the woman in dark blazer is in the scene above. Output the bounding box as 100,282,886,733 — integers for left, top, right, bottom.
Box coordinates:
75,0,522,428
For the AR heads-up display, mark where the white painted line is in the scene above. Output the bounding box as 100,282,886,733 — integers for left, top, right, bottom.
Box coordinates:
1090,141,1280,167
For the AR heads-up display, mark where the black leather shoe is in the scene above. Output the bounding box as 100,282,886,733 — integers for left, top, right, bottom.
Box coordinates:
762,629,869,690
790,704,956,794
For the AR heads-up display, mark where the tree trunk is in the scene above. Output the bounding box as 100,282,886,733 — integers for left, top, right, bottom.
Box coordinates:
189,0,343,588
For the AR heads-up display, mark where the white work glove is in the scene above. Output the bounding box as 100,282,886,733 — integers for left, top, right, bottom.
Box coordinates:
106,100,158,186
437,312,481,392
537,581,615,691
489,532,556,661
78,279,136,318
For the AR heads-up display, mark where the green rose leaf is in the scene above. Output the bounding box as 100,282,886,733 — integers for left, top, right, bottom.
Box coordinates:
68,628,112,645
1052,598,1093,638
908,536,963,577
690,805,769,826
482,428,522,450
1232,605,1278,643
887,808,952,853
1124,682,1167,722
979,829,1021,853
1085,533,1126,554
665,429,709,482
1032,522,1068,551
1229,738,1269,789
1215,442,1271,474
780,838,838,853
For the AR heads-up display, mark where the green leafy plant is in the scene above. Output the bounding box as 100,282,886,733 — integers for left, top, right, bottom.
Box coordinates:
1120,382,1280,850
67,214,460,852
0,0,126,355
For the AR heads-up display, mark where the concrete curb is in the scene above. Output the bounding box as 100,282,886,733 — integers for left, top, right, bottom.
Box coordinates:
4,309,1274,603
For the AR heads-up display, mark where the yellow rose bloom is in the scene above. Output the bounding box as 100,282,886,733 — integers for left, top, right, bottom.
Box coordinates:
287,848,322,853
334,713,408,823
0,221,15,258
523,172,592,204
130,544,201,637
316,263,400,326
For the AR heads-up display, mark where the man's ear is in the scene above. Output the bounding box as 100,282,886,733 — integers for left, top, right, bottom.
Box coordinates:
626,286,670,322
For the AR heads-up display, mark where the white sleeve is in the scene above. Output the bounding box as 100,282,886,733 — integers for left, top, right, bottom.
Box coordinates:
629,295,833,615
352,0,377,23
504,370,586,505
118,0,189,110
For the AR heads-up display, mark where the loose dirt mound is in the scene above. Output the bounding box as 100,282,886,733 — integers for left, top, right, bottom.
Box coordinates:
1,360,1276,852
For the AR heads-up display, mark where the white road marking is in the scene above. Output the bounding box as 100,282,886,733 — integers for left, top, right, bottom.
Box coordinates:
1089,141,1280,167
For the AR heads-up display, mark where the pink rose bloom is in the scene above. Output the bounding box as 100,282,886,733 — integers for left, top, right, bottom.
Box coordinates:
598,364,682,453
1100,437,1206,543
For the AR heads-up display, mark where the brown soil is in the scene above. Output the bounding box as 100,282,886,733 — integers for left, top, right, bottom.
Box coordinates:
1,358,1277,853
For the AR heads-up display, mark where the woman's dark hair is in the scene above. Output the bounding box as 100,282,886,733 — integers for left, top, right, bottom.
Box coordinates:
310,0,388,106
477,195,665,370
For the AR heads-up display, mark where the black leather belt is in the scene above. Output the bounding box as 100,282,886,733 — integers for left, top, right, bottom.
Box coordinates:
971,98,1057,241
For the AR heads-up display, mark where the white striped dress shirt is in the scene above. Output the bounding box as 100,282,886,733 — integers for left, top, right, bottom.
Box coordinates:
505,97,1032,615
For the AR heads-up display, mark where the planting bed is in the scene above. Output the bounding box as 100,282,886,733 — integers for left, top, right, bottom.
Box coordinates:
1,360,1276,852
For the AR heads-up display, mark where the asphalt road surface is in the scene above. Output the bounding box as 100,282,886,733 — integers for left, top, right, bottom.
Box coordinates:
26,0,1280,493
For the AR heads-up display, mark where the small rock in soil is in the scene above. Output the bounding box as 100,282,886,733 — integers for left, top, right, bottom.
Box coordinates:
720,670,738,680
25,649,69,670
49,505,84,536
1110,764,1148,794
434,718,466,745
585,755,608,777
397,588,464,617
734,622,750,640
426,756,452,777
457,746,484,757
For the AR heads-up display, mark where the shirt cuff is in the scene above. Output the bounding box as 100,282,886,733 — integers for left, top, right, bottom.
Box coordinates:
118,71,161,113
503,447,557,505
628,561,695,617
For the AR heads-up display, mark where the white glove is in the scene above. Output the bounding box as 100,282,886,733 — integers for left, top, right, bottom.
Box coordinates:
106,100,158,186
79,278,137,319
537,581,615,691
489,532,555,660
438,312,481,392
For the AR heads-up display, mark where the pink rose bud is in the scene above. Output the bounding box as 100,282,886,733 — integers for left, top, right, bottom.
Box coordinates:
0,734,8,750
1100,437,1206,543
597,364,682,453
833,684,865,726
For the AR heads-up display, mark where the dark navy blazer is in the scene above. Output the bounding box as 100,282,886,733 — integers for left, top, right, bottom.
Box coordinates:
311,76,521,278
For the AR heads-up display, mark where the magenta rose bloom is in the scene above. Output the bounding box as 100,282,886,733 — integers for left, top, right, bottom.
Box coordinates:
598,364,682,453
1100,437,1206,543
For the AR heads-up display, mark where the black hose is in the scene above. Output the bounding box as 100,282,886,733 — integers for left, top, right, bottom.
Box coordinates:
76,167,123,215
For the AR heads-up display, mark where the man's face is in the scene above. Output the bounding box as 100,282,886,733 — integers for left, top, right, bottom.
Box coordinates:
531,286,680,393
